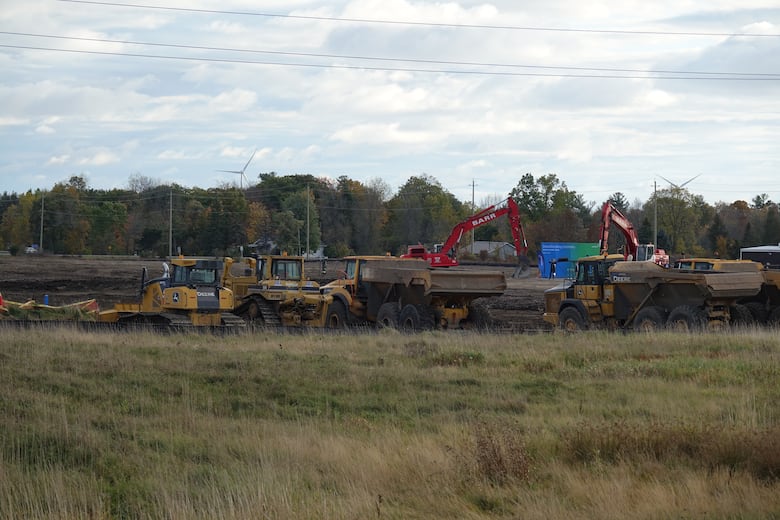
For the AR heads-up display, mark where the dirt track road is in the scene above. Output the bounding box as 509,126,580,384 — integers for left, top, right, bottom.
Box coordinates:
1,255,559,332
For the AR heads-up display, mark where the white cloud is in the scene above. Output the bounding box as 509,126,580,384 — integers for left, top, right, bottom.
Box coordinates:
0,1,778,203
47,154,70,166
78,151,119,166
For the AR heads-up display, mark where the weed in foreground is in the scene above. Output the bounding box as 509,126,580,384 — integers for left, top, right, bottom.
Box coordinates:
560,420,780,481
453,421,533,487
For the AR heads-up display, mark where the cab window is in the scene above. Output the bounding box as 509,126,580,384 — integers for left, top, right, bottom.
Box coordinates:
273,260,301,280
344,259,357,279
174,267,215,284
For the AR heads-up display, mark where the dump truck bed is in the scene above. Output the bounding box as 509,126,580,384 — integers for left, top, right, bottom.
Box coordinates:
428,268,507,297
609,261,764,303
358,259,506,298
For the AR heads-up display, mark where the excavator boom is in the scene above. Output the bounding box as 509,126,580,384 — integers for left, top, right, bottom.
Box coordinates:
402,197,531,276
599,200,668,266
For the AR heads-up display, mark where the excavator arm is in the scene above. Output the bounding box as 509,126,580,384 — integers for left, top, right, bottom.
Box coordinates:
599,200,640,260
431,197,531,277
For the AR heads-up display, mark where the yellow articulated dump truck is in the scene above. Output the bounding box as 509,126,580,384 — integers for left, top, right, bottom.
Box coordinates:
222,255,506,330
99,257,245,332
673,257,780,326
543,254,764,332
320,256,506,330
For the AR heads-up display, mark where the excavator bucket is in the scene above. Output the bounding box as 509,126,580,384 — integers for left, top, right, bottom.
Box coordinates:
512,255,532,279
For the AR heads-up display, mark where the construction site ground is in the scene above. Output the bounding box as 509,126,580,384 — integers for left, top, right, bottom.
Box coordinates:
1,255,559,332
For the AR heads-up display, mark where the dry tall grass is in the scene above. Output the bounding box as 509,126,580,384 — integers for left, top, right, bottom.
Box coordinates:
0,326,778,518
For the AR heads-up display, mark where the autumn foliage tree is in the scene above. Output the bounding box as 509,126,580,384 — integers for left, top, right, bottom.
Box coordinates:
1,172,779,261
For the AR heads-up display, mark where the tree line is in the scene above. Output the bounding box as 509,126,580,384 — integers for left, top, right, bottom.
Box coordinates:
1,172,777,260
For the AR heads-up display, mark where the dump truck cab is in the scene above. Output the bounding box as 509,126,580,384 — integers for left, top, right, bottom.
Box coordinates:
543,254,624,330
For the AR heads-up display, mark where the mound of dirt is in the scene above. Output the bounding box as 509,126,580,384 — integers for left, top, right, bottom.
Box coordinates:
1,255,557,331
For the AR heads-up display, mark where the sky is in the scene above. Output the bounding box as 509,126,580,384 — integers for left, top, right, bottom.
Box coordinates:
1,0,779,208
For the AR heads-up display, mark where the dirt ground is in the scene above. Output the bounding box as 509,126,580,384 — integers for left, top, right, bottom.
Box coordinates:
0,255,559,332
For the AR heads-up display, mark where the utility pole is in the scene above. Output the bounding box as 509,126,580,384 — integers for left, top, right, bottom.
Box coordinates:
169,189,173,258
471,179,476,254
39,191,45,252
306,184,310,259
653,180,658,251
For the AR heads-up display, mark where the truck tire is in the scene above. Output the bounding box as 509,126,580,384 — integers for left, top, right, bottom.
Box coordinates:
729,304,754,328
633,306,666,332
467,301,494,329
376,303,400,329
666,305,707,332
745,302,768,324
399,304,436,331
558,307,587,332
767,306,780,326
325,301,347,329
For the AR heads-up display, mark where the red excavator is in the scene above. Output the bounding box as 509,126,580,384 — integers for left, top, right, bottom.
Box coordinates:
599,200,669,266
401,197,531,277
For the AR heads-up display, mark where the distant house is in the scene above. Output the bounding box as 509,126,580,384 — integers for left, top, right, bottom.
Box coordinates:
740,244,780,269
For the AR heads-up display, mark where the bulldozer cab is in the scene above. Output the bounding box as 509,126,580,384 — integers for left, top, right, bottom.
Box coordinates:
170,260,220,286
271,258,302,280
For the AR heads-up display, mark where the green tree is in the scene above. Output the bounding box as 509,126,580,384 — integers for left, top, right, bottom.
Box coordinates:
751,193,773,209
255,173,323,212
44,176,91,254
271,210,303,254
762,205,780,245
282,189,321,255
245,201,271,245
653,185,712,255
384,175,465,254
510,173,590,223
88,201,128,254
199,188,248,255
608,192,629,212
707,213,728,255
0,192,35,252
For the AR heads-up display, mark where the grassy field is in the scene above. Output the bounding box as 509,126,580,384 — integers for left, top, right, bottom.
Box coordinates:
1,326,778,519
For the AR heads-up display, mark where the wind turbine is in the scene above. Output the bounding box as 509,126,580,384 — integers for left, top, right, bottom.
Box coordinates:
659,173,701,190
218,149,256,189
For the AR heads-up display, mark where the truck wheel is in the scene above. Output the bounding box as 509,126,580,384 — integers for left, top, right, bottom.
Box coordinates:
325,301,347,329
558,307,587,332
376,303,400,329
467,301,494,329
633,306,666,332
745,302,768,324
729,304,754,328
666,305,707,332
767,306,780,326
399,304,436,331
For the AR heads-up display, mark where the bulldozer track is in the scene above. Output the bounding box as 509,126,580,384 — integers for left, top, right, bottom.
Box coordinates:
256,299,282,327
0,316,551,336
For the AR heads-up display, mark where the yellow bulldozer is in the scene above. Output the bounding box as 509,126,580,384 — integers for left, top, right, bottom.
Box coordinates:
99,257,245,331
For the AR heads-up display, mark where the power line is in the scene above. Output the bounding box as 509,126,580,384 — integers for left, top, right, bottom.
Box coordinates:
3,31,778,78
3,43,778,81
55,0,780,38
